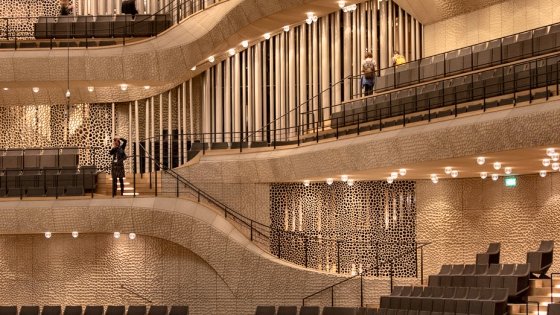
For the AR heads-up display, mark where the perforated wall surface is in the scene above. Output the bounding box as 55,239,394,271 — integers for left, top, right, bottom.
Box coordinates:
0,0,60,39
270,181,417,277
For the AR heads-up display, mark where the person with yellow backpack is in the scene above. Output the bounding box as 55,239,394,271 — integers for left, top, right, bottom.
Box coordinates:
392,51,406,66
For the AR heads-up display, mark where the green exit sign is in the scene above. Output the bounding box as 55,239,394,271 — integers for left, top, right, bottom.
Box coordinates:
505,177,517,187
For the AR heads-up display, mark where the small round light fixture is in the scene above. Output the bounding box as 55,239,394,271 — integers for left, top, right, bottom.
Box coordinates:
480,172,488,179
208,56,215,63
543,159,551,167
65,89,71,98
44,232,52,239
341,175,348,182
347,179,355,186
143,85,150,90
387,177,394,184
263,33,271,40
191,66,196,71
326,178,334,185
476,157,486,165
32,87,39,93
431,175,439,184
491,174,499,181
444,167,452,175
504,167,512,175
113,231,121,239
451,170,459,178
241,40,249,48
303,180,310,187
552,153,560,162
283,25,290,32
553,162,560,171
87,86,94,92
540,170,547,178
399,168,407,176
71,231,79,238
228,48,236,56
338,0,346,8
2,87,8,91
312,15,318,22
120,84,128,91
128,232,136,240
390,172,398,179
305,17,313,24
547,148,556,156
493,162,502,170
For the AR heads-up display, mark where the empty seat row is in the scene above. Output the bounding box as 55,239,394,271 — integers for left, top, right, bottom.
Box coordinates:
0,306,187,315
0,148,80,170
375,22,560,91
379,286,508,315
4,40,118,49
34,14,171,39
255,306,377,315
427,264,529,297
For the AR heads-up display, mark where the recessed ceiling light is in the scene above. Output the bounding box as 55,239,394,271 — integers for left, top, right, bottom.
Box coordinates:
129,232,136,240
326,178,334,185
476,157,485,165
263,33,271,40
114,231,121,239
191,66,196,71
480,172,488,179
208,56,215,63
241,40,249,48
491,174,499,181
387,177,394,184
444,167,452,175
87,86,94,92
283,25,290,32
71,231,79,238
543,159,551,167
390,172,398,179
504,167,512,175
32,87,39,93
44,232,52,239
120,83,128,91
540,170,547,177
143,85,150,90
228,48,236,56
347,179,355,186
451,170,459,178
341,175,348,182
303,180,310,186
2,87,8,91
493,162,502,170
399,169,407,176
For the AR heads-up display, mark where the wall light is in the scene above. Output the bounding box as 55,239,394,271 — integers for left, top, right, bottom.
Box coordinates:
87,86,94,92
399,168,407,176
444,167,452,175
480,172,488,179
347,179,355,186
241,40,249,48
65,89,71,98
71,231,79,238
491,174,499,181
303,180,310,187
451,170,459,178
341,175,349,182
504,167,512,175
390,172,398,179
387,177,394,184
263,33,271,40
129,232,136,240
208,56,215,63
113,232,121,239
476,157,485,165
32,87,39,93
228,48,236,56
543,159,551,167
283,25,290,32
44,232,52,239
305,17,313,24
120,84,128,91
552,153,560,162
326,178,334,185
493,162,502,170
540,170,547,177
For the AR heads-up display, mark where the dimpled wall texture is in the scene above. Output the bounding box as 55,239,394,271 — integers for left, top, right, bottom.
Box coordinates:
270,181,417,277
417,173,560,280
0,0,59,39
424,0,560,56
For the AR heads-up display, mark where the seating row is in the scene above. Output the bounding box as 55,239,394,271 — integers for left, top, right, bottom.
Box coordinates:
0,306,187,315
0,40,118,49
255,306,376,315
34,14,172,39
379,286,508,315
427,264,529,298
0,148,81,170
375,23,560,91
0,166,96,197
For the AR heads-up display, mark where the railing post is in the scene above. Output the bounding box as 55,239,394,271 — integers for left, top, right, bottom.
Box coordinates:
176,174,179,197
154,169,158,196
250,221,253,241
304,236,309,268
360,274,364,307
331,286,334,307
421,245,424,285
390,261,394,293
133,171,136,198
336,240,341,274
197,190,200,202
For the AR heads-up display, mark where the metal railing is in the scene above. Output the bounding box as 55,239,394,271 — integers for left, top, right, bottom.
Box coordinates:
0,0,223,48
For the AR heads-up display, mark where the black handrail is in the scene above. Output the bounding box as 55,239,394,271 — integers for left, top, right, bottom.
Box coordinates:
301,273,361,307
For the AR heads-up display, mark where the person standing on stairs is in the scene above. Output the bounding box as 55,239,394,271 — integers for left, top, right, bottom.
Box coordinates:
109,137,127,196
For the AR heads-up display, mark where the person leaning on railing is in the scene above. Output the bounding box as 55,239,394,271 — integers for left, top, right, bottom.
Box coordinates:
121,0,139,17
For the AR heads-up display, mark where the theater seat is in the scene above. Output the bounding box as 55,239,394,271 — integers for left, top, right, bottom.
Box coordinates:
0,306,17,315
476,243,501,265
41,306,61,315
527,240,554,278
255,306,275,315
63,306,82,315
126,306,146,315
300,306,320,315
277,306,297,315
146,307,166,315
168,306,187,315
20,307,40,315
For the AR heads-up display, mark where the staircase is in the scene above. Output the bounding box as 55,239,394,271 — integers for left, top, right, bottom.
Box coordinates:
95,172,161,196
509,279,559,315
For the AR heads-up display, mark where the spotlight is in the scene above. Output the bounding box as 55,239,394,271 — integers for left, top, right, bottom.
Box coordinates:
263,33,271,40
553,153,560,162
306,12,314,18
303,180,310,187
491,174,499,181
2,87,8,91
208,56,215,63
305,17,312,24
228,48,236,56
451,170,459,178
547,148,556,156
143,85,150,90
191,66,196,71
312,15,318,22
504,167,512,175
390,172,398,179
113,232,121,239
120,84,128,91
87,86,94,92
71,231,79,238
44,232,52,239
553,162,560,171
399,169,407,176
431,175,439,184
347,179,355,186
480,172,488,179
476,157,485,165
241,40,249,48
338,0,346,8
326,178,334,185
540,170,547,178
493,162,502,170
444,167,452,175
341,175,349,182
129,232,136,240
65,89,71,98
32,87,39,93
387,177,394,184
283,25,290,32
543,159,551,167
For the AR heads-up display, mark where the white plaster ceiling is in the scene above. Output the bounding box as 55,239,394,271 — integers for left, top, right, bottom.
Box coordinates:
393,0,507,25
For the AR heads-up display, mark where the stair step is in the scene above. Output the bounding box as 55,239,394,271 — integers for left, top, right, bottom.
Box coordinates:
509,303,550,312
530,287,560,295
531,278,560,288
